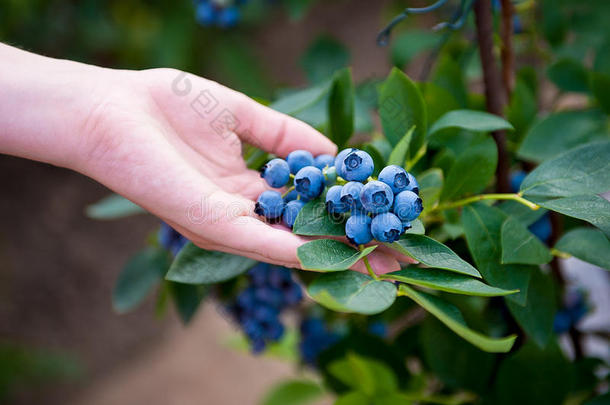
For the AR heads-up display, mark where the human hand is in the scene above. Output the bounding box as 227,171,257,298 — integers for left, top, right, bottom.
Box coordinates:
0,44,412,272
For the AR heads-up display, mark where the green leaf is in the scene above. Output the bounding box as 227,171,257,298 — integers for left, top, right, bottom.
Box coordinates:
506,269,556,348
297,239,376,271
520,140,610,198
555,227,610,270
591,72,610,114
270,81,331,116
501,217,552,265
547,58,590,93
328,353,398,395
386,234,481,278
492,342,572,405
292,200,346,236
390,30,440,68
404,219,425,235
431,56,469,108
301,35,349,84
387,126,415,167
112,248,170,313
165,243,256,284
86,194,145,220
440,135,498,202
384,267,518,297
506,78,537,142
283,0,316,21
517,110,607,163
462,204,532,305
307,271,396,314
169,282,208,324
261,379,324,405
420,317,496,392
535,194,610,237
399,285,516,353
498,200,547,226
327,68,355,149
378,67,427,159
335,392,369,405
428,110,514,136
418,168,443,212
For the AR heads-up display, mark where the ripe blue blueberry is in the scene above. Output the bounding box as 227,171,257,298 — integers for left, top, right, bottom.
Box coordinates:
406,173,419,194
510,170,527,193
334,148,357,178
158,222,189,256
282,200,305,228
401,220,412,233
325,185,349,214
260,158,290,188
345,214,373,245
371,212,403,243
340,182,364,210
255,190,285,219
393,190,423,222
360,180,394,214
217,6,240,28
314,154,335,170
341,150,374,182
287,150,315,174
294,166,324,199
195,2,217,26
378,165,409,194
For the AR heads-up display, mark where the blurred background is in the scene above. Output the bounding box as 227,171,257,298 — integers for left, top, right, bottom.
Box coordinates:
1,0,609,404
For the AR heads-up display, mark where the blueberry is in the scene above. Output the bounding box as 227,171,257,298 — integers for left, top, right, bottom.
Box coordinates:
401,220,412,233
282,283,303,305
325,185,349,214
248,263,270,286
217,6,239,28
294,166,324,199
371,212,403,243
283,189,299,202
368,321,388,338
195,2,217,26
253,305,279,322
255,190,285,219
300,318,326,336
340,182,364,210
406,173,419,194
287,150,314,174
345,214,373,245
529,214,551,243
263,319,285,341
255,287,284,308
393,190,423,222
237,287,257,309
283,200,305,228
378,165,409,194
323,166,337,186
510,170,527,193
360,180,394,214
260,158,290,188
341,150,374,182
314,154,335,170
334,148,357,178
158,222,189,256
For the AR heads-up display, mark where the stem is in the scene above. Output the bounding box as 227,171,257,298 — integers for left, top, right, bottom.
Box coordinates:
281,186,295,198
474,0,510,193
359,245,378,280
500,0,515,96
432,193,539,212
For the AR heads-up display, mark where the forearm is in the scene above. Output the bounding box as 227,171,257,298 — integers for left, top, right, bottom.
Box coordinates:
0,43,112,169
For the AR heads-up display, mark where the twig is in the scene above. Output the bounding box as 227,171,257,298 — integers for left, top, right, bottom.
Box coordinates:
500,0,515,95
473,0,510,193
430,193,540,213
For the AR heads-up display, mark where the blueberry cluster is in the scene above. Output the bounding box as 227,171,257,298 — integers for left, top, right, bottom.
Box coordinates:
158,222,189,256
299,317,340,365
227,263,303,353
255,150,337,228
194,0,245,28
255,148,423,245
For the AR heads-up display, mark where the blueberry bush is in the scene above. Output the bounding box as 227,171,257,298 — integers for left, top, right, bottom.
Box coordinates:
82,0,610,403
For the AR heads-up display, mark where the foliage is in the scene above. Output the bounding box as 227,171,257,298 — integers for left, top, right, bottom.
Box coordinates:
49,0,610,403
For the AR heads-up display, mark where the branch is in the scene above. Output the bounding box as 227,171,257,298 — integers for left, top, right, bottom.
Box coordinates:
473,0,510,193
500,0,515,95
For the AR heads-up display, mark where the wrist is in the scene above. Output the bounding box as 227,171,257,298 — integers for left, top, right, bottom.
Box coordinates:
0,43,127,170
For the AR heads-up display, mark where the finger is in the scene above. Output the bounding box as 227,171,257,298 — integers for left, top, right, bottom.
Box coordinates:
230,92,337,157
376,244,418,264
